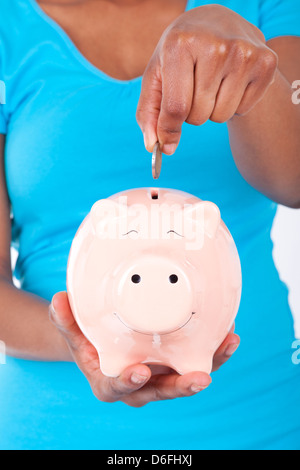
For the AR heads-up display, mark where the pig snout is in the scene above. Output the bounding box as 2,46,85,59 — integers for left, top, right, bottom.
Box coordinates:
114,255,194,335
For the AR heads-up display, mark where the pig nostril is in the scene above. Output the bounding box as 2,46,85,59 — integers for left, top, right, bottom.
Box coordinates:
131,274,141,284
169,274,178,284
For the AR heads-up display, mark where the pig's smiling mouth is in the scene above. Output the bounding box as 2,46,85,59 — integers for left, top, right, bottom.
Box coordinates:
113,312,196,335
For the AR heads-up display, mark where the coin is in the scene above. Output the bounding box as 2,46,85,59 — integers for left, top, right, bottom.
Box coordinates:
152,142,162,180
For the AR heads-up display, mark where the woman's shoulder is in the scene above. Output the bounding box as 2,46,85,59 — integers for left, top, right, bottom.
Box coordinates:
0,0,46,74
0,1,45,41
0,0,26,24
0,0,31,39
0,0,46,116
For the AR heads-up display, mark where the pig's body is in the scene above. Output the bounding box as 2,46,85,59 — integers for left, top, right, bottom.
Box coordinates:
67,188,242,377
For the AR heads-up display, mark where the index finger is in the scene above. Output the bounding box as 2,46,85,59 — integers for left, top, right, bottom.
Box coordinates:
157,49,194,154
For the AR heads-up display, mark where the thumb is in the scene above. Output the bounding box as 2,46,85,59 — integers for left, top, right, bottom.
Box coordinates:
136,60,162,152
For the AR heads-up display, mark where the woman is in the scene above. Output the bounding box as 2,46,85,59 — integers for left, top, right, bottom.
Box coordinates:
0,0,299,450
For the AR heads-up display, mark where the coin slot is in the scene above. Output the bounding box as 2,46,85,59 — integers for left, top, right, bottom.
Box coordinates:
151,189,159,200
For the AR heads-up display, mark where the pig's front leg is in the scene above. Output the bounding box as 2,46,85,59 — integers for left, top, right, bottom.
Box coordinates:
98,349,146,378
168,345,214,376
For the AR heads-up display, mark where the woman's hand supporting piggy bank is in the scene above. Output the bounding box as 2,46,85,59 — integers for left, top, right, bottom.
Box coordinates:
50,188,241,407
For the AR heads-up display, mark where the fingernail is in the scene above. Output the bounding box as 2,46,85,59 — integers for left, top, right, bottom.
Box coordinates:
143,133,149,150
131,372,148,385
51,296,58,312
49,303,57,319
225,343,239,357
190,384,206,393
143,131,157,153
162,143,177,155
49,304,60,326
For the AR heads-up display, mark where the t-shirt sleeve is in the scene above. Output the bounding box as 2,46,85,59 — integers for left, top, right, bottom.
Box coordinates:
0,62,7,134
259,0,300,41
0,114,6,134
0,103,7,135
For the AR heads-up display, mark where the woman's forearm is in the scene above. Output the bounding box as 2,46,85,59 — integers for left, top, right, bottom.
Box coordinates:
228,69,300,208
0,277,72,361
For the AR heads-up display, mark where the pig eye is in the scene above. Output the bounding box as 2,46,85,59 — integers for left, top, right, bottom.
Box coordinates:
169,274,178,284
122,230,138,237
167,230,184,238
131,274,141,284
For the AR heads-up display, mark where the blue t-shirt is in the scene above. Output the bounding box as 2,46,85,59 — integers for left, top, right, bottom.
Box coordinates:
0,0,300,450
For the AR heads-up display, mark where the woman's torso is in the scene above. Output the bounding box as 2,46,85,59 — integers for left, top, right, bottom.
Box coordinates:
0,0,299,450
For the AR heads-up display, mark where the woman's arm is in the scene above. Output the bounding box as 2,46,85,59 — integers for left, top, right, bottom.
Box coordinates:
0,134,71,361
228,37,300,208
137,5,300,208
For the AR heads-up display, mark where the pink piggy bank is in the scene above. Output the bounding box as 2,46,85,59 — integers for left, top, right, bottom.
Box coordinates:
67,188,242,377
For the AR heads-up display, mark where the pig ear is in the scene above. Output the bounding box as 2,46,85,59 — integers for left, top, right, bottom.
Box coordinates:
185,201,221,238
90,199,127,236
